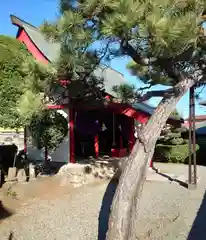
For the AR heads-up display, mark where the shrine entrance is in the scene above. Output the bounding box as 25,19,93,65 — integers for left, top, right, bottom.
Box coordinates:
74,109,132,159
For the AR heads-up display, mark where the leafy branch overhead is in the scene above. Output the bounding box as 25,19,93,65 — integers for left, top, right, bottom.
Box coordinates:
40,0,206,104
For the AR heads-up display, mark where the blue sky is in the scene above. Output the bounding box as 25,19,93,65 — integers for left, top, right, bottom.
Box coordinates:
1,1,206,119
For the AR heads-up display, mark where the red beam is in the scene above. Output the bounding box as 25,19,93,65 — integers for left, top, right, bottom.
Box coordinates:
60,80,70,86
47,105,66,109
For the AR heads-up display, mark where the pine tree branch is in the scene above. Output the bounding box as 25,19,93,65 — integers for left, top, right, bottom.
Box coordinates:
50,40,112,106
135,71,200,103
121,39,155,66
199,100,206,106
122,39,202,84
81,38,112,82
137,84,153,92
135,89,173,102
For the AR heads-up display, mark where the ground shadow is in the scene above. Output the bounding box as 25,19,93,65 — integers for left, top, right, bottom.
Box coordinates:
152,166,188,189
187,191,206,239
0,201,12,220
98,179,118,240
8,232,13,240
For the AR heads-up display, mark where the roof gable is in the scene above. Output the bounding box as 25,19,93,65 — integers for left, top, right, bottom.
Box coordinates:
11,15,59,62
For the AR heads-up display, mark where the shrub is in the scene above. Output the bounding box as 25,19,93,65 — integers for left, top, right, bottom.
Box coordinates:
171,126,187,134
29,110,68,151
169,137,184,145
183,139,189,144
154,144,199,164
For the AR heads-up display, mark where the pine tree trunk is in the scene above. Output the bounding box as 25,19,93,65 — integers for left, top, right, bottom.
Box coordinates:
106,78,195,240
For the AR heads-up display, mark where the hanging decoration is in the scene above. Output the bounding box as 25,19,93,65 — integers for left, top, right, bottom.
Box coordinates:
101,122,107,131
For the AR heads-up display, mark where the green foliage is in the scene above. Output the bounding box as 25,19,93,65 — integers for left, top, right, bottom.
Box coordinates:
112,84,136,102
126,60,173,86
39,0,206,104
155,123,197,163
39,21,60,42
159,124,187,142
155,144,199,164
29,110,68,151
169,137,184,145
170,109,181,119
0,35,56,129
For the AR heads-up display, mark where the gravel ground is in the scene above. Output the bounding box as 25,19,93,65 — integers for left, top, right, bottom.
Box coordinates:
0,164,206,240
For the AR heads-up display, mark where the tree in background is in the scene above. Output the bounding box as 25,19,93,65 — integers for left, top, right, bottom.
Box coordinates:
0,35,55,129
0,35,67,154
29,109,68,154
40,1,206,239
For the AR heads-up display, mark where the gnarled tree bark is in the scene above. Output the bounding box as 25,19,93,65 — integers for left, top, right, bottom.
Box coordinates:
106,77,196,240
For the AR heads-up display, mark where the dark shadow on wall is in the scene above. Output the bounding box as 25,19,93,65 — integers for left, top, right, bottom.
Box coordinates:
0,144,18,168
98,179,118,240
188,191,206,240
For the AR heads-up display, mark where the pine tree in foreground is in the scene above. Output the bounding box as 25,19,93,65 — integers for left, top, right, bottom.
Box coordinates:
41,1,206,239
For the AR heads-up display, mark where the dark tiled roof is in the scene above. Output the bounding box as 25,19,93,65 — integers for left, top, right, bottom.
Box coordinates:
132,102,155,115
184,122,206,135
92,66,126,97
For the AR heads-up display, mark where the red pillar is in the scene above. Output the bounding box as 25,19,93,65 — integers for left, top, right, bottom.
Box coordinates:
94,135,99,158
128,118,135,152
69,108,75,163
149,158,153,168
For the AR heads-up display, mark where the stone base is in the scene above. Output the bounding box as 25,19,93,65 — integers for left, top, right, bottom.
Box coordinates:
58,163,86,176
57,160,119,187
29,163,36,180
188,183,197,190
7,167,17,182
17,169,27,183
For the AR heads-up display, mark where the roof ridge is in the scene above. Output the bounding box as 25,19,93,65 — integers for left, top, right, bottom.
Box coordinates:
98,64,125,78
10,15,37,31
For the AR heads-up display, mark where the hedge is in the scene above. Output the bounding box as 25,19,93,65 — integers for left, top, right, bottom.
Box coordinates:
154,144,199,164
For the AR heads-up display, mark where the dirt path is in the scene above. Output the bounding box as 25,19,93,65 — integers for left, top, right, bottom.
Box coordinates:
0,175,77,222
0,164,206,239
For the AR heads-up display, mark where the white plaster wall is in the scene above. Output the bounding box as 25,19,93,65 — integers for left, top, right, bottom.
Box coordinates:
50,135,69,163
27,109,70,163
